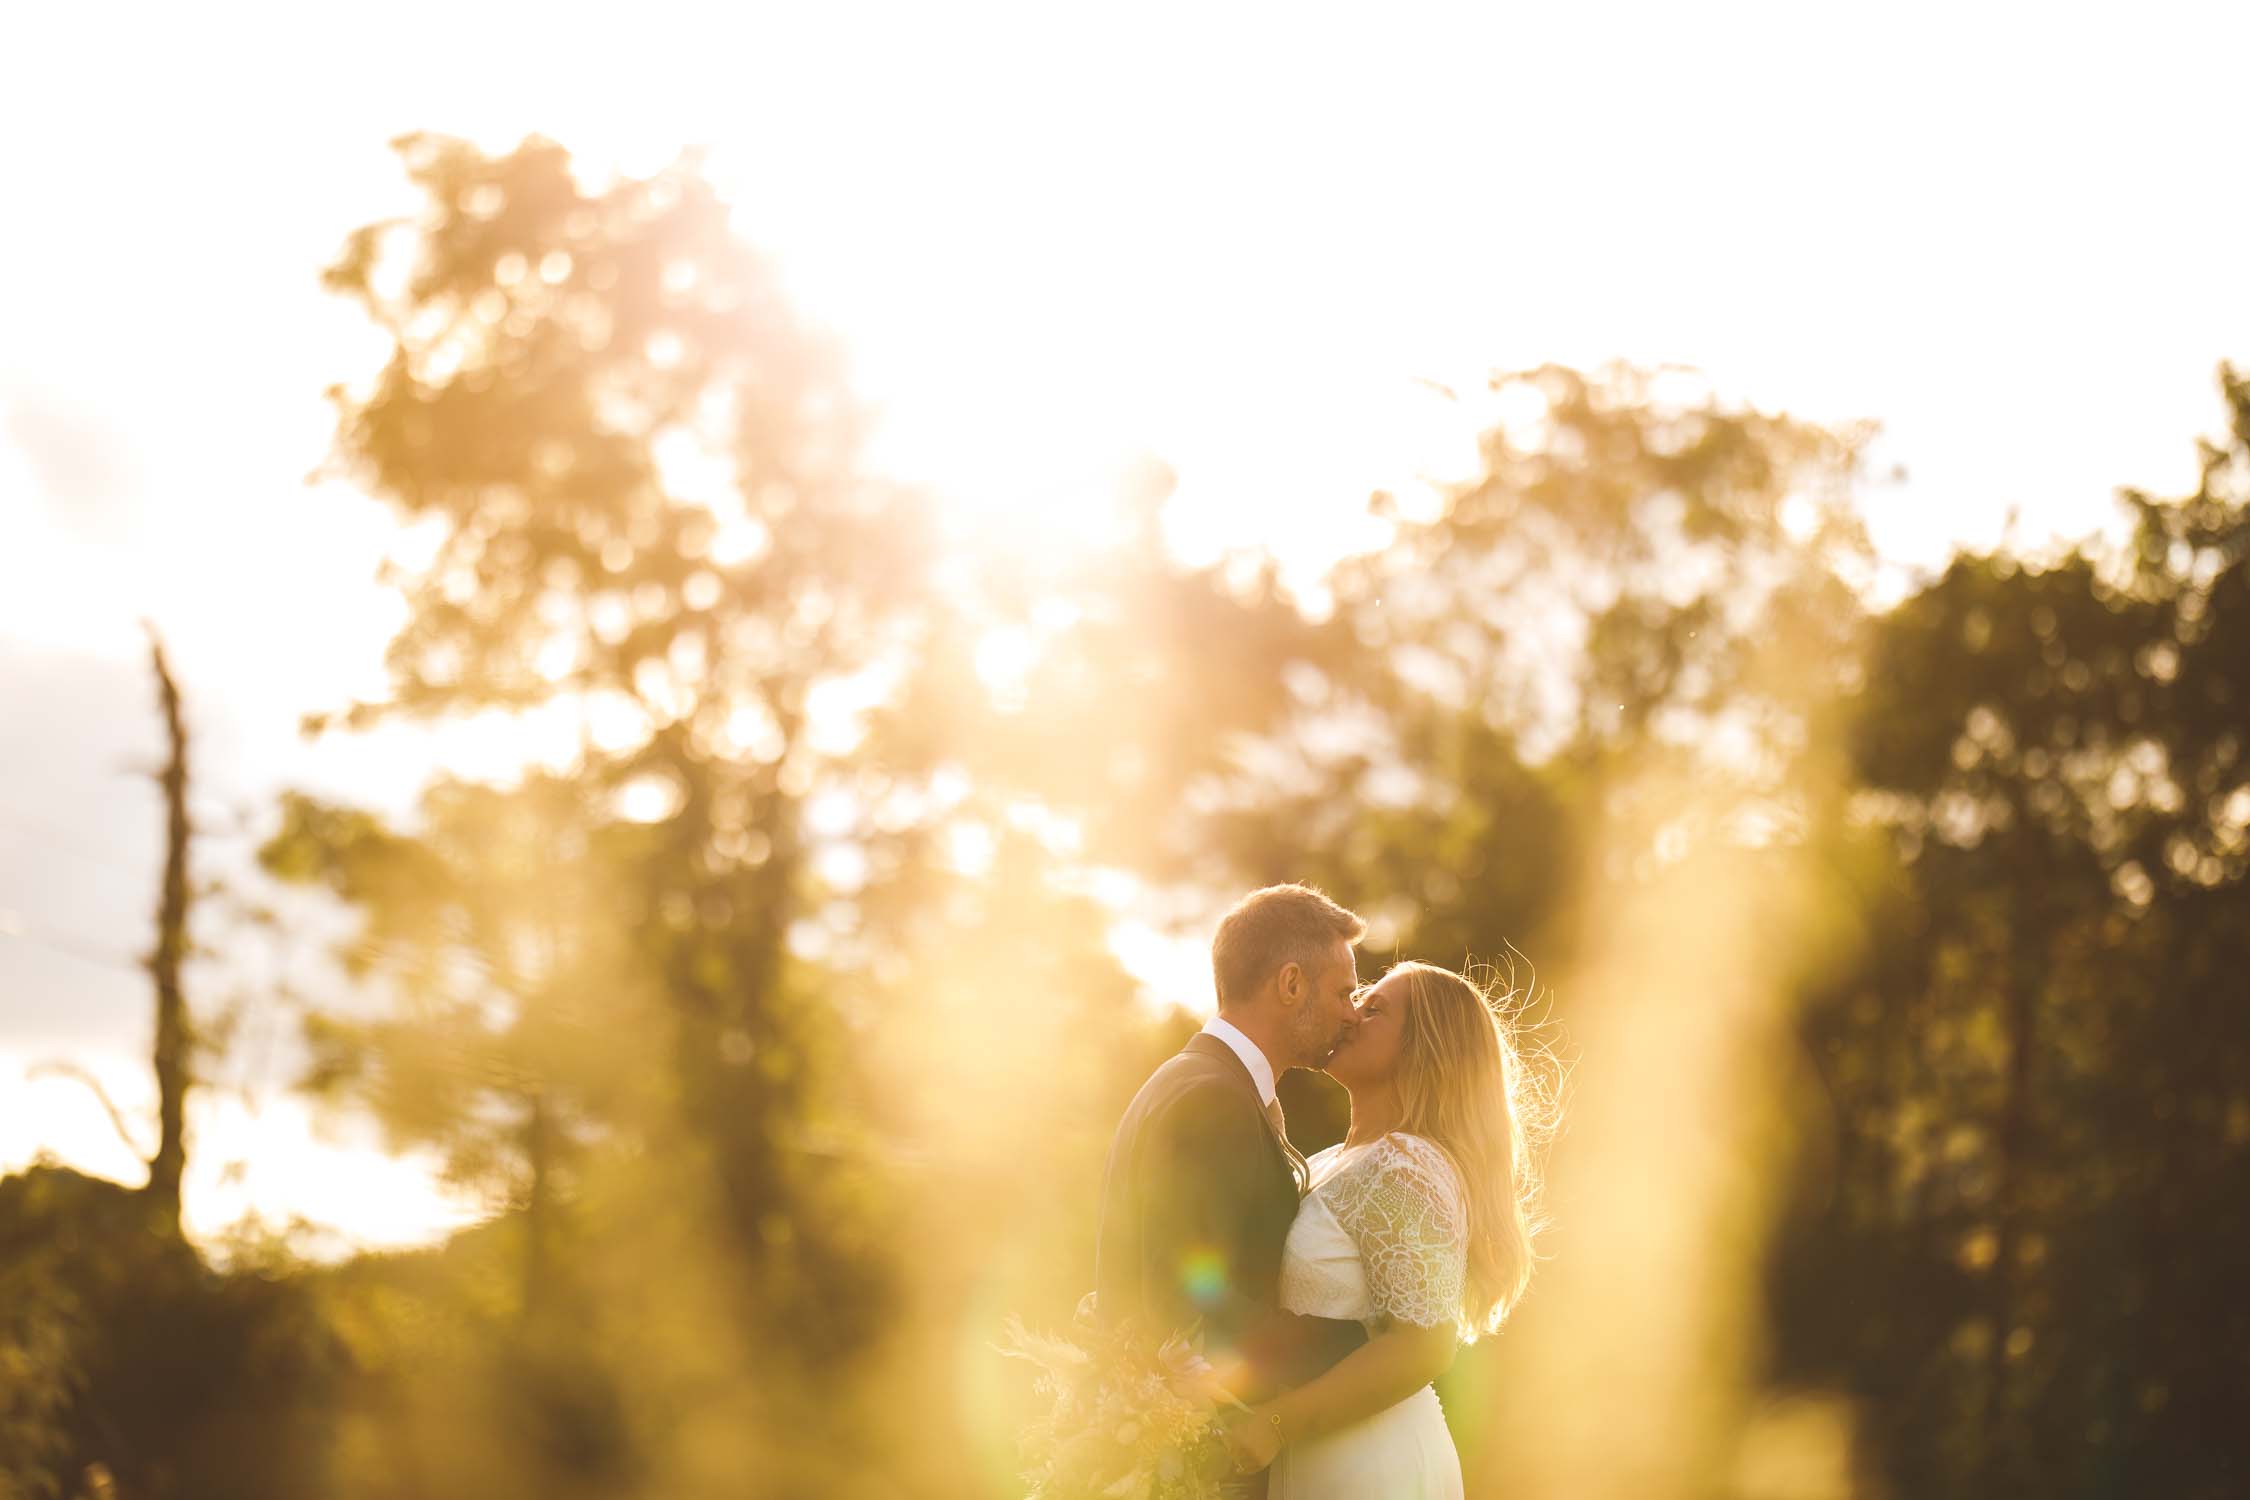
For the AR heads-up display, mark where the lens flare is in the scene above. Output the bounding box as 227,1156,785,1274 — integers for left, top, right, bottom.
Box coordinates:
1179,1248,1229,1308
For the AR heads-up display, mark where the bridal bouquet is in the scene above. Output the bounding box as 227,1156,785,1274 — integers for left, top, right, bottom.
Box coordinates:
997,1297,1249,1499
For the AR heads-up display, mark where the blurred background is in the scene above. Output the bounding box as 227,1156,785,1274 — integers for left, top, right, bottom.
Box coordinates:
4,4,2246,1497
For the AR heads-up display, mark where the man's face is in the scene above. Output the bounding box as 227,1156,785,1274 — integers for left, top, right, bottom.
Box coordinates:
1287,937,1362,1068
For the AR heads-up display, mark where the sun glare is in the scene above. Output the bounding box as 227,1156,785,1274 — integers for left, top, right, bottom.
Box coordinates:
8,12,2250,1494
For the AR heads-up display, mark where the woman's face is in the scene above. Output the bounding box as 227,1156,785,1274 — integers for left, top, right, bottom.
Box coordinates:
1325,969,1410,1089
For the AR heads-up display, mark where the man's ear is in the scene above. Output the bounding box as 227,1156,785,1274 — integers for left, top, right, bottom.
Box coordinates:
1276,961,1303,1006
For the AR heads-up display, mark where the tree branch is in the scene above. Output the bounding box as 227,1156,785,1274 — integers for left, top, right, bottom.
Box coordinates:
24,1060,154,1165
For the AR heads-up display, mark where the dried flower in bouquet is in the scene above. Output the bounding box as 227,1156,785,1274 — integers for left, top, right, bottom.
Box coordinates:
997,1296,1251,1499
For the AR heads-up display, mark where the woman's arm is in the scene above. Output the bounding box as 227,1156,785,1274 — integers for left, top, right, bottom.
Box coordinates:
1228,1133,1470,1471
1227,1317,1457,1466
1236,1306,1368,1400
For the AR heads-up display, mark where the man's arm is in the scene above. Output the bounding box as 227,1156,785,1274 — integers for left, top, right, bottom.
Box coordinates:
1139,1080,1274,1364
1137,1077,1374,1410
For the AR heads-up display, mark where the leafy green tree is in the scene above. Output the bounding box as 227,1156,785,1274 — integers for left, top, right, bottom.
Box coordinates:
280,135,1246,1500
258,772,657,1319
1773,365,2250,1498
310,132,933,1347
1171,364,1874,980
0,1167,339,1500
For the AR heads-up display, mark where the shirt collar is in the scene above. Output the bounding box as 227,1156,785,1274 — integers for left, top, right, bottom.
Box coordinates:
1198,1013,1279,1107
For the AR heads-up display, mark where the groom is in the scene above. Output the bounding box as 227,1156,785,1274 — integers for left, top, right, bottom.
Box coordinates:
1094,884,1371,1480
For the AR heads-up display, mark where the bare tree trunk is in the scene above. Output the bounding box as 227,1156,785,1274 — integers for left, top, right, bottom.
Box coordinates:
141,621,191,1233
523,1088,550,1322
1980,856,2043,1493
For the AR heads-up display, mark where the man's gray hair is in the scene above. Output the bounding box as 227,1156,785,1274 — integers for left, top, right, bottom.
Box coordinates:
1211,884,1366,1011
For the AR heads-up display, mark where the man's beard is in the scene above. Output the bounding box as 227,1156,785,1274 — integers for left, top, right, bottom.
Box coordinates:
1290,1004,1341,1067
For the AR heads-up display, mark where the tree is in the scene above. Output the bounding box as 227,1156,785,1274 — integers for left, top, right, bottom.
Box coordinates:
258,772,657,1321
307,132,933,1347
1170,363,1874,978
0,630,339,1500
1772,364,2250,1498
28,624,204,1233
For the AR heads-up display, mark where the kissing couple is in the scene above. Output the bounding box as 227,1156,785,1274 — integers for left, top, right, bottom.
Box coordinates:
1094,884,1548,1499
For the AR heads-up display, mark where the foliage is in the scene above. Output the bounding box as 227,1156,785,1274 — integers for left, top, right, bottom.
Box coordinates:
1770,365,2250,1498
0,1167,339,1500
997,1306,1246,1500
12,130,2250,1500
313,134,933,1331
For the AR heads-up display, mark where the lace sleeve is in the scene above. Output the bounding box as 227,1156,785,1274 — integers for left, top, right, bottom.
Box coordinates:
1326,1133,1468,1330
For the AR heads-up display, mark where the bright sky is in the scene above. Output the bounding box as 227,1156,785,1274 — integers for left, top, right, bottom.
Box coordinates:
4,0,2247,1253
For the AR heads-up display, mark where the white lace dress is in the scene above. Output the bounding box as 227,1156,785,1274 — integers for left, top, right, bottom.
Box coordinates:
1270,1132,1467,1500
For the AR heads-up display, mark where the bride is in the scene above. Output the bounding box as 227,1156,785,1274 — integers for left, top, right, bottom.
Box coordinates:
1224,961,1548,1498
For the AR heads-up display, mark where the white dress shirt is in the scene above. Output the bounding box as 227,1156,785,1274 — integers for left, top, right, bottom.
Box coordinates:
1198,1012,1279,1108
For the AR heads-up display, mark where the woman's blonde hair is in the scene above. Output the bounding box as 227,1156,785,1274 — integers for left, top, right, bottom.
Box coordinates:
1386,959,1555,1340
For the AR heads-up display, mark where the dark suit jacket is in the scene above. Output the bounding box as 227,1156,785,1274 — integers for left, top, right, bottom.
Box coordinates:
1094,1032,1365,1406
